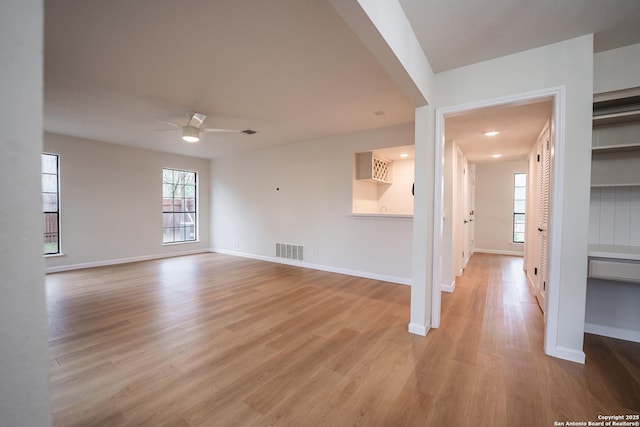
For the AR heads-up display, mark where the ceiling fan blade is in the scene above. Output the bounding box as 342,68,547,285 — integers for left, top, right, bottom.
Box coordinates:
200,128,243,133
147,116,181,128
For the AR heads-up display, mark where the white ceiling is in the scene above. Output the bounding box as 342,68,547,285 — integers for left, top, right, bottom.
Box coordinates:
399,0,640,73
44,0,415,159
44,1,640,160
374,145,415,161
445,99,553,163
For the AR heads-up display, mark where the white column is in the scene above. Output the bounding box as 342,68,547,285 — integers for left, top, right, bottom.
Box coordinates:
409,104,436,334
0,0,52,425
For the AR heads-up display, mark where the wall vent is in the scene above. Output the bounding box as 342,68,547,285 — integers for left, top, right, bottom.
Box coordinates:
276,243,304,261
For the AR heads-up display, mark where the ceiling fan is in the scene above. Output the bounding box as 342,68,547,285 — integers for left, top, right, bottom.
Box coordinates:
155,111,257,143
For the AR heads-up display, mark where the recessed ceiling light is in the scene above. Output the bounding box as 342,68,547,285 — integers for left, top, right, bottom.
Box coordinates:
491,154,502,158
484,131,500,137
399,153,409,158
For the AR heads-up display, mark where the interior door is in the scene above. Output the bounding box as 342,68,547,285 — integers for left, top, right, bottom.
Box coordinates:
454,146,465,276
462,158,472,268
536,127,551,313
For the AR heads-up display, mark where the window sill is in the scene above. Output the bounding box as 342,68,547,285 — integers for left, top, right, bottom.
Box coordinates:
162,240,200,246
44,253,65,258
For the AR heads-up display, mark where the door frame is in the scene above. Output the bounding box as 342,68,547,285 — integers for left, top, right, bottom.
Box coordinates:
431,86,565,358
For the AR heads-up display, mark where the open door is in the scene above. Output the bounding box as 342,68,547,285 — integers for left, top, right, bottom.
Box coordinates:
464,163,475,266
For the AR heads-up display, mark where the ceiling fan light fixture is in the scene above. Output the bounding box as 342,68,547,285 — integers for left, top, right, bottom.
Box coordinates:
182,126,200,143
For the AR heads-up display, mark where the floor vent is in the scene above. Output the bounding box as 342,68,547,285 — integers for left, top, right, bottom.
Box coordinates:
276,243,303,261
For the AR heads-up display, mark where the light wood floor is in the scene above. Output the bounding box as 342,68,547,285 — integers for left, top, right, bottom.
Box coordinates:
47,253,640,426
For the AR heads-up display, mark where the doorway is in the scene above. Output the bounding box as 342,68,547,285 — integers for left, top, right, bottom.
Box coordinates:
432,87,565,357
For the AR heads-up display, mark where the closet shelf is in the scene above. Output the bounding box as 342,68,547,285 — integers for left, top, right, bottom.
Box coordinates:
591,183,640,188
593,110,640,127
592,143,640,154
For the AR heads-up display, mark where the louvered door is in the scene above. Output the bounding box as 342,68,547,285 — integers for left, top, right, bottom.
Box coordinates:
536,129,551,313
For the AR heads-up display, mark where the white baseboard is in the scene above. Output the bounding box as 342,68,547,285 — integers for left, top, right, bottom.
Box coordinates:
441,280,455,293
45,249,210,273
211,248,411,286
474,248,524,257
551,345,586,364
408,322,428,336
585,322,640,344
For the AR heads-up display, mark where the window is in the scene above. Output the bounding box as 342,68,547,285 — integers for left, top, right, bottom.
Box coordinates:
42,153,60,255
513,173,526,243
162,168,197,243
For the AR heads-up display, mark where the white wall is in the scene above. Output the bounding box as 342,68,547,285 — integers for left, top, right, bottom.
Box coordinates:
474,160,527,255
44,133,211,271
352,179,379,213
594,42,640,94
0,0,52,425
378,158,414,214
211,124,414,284
352,157,414,214
434,35,594,362
585,279,640,342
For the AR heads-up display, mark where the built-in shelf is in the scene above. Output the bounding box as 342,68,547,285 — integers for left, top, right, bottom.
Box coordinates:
593,110,640,127
592,143,640,154
590,151,640,187
591,183,640,188
588,244,640,261
593,87,640,106
591,88,640,187
593,88,640,128
588,246,640,283
355,151,392,184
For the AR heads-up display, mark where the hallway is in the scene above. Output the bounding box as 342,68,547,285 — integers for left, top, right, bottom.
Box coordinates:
427,253,640,425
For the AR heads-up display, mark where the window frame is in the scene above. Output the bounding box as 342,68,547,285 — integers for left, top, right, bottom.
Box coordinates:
162,168,198,244
513,172,526,244
42,153,61,256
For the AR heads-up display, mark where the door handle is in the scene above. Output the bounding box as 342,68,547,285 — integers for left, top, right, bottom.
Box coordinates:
464,220,468,224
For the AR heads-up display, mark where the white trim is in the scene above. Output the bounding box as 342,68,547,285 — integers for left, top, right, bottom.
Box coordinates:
543,86,566,360
473,249,524,257
408,322,428,336
441,280,455,293
585,322,640,344
162,240,201,246
526,270,539,295
552,346,586,364
350,213,413,220
211,248,411,286
434,86,567,361
44,252,65,258
431,107,445,328
45,248,210,273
